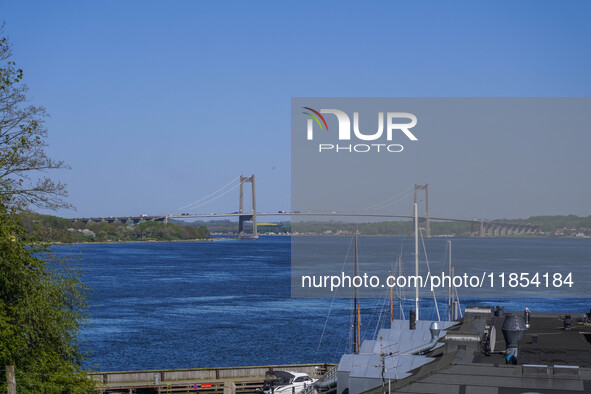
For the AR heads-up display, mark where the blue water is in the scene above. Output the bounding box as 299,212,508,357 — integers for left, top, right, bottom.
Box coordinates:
51,236,591,372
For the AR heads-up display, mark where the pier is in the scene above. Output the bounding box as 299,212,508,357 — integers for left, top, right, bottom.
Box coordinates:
89,363,335,393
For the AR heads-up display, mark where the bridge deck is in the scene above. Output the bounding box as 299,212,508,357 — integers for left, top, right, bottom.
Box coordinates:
68,212,537,230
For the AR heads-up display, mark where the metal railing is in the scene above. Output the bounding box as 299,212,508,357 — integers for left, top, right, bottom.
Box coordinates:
300,365,337,394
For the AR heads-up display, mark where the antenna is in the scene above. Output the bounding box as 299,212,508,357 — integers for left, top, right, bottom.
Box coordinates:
380,336,386,394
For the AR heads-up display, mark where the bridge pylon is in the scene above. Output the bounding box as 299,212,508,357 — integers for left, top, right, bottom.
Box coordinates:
238,175,258,239
413,184,430,237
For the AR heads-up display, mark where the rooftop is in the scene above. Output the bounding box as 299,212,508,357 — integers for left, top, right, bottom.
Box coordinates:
356,306,591,393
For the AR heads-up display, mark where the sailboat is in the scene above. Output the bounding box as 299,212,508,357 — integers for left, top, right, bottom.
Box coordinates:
310,204,458,394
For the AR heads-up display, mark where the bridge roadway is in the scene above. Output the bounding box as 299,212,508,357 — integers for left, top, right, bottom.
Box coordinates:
70,211,474,223
170,212,477,222
68,212,536,230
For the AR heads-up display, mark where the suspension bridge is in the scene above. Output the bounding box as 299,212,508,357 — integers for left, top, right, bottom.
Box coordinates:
68,175,538,239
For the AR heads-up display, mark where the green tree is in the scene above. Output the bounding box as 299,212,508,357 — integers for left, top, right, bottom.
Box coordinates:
0,28,70,211
0,29,95,391
0,206,95,392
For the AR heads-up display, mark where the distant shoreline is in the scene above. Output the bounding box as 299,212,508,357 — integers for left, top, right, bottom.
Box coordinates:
48,237,228,246
45,233,591,246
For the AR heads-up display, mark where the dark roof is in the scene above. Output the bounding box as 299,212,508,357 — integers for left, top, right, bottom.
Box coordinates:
363,307,591,393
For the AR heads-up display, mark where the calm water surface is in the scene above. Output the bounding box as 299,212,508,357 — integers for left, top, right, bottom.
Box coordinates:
51,236,591,371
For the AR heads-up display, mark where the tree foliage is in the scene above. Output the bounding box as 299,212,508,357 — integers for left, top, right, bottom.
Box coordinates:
17,212,210,243
0,28,70,211
0,30,95,391
0,205,96,392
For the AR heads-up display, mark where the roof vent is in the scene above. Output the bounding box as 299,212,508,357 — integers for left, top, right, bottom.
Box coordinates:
403,322,441,355
502,314,526,363
495,305,504,318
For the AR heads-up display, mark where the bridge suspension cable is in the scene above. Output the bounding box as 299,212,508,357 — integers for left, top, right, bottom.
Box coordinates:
185,179,246,210
173,176,243,213
362,184,415,212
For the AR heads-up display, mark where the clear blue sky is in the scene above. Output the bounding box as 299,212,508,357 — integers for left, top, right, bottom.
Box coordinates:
1,1,590,219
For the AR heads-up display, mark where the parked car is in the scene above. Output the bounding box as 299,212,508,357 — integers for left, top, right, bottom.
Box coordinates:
256,371,316,394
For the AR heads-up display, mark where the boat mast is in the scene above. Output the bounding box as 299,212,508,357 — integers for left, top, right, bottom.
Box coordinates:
398,251,403,319
353,231,360,354
357,302,361,353
448,240,452,321
414,203,419,321
390,276,394,327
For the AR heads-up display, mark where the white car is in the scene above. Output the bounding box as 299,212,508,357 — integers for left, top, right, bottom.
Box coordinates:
257,371,317,394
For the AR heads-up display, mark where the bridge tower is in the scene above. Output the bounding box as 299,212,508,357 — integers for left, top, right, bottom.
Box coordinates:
413,184,431,238
238,175,258,239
